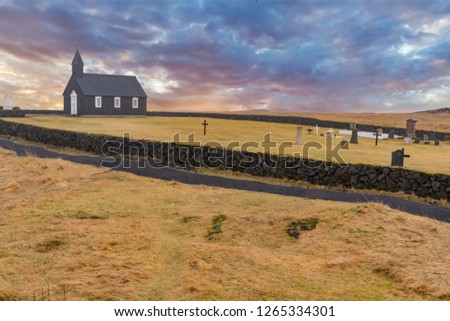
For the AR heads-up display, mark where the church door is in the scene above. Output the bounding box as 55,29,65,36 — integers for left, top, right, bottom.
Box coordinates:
70,90,77,115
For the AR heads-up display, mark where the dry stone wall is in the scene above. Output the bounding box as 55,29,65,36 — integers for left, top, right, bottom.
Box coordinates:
0,110,25,117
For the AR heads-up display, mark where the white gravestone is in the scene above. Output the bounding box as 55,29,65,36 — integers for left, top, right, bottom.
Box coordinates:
315,125,319,136
4,93,13,110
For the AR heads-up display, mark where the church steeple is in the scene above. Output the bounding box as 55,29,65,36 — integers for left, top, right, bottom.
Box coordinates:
72,49,84,77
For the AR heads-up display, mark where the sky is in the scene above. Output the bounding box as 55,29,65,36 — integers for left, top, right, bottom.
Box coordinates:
0,0,449,113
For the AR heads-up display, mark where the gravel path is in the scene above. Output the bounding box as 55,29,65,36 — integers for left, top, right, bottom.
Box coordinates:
1,138,449,223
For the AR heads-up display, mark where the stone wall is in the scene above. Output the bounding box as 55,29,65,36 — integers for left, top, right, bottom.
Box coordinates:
23,110,64,115
147,111,450,141
0,110,25,117
0,119,449,201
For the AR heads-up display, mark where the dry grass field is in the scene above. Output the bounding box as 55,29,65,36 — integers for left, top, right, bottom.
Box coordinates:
0,147,449,300
6,116,450,175
238,111,450,132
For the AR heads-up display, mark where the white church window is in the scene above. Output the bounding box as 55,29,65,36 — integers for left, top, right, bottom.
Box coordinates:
132,97,138,108
95,96,102,108
114,97,121,108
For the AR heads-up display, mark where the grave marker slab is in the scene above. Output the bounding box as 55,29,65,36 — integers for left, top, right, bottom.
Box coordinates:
325,131,333,162
406,118,417,138
350,128,358,144
391,148,410,167
296,126,303,145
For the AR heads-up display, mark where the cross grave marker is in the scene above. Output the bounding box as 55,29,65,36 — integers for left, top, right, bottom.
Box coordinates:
202,119,208,135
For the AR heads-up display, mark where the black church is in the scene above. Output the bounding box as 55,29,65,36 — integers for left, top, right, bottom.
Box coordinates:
63,50,147,116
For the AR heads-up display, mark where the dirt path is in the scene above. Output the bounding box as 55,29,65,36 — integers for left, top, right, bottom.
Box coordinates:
1,138,448,223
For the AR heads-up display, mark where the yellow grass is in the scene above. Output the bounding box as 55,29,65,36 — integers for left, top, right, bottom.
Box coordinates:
0,147,449,300
5,116,450,175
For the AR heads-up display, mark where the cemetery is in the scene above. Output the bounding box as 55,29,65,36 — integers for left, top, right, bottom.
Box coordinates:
148,111,450,141
2,115,449,176
1,115,449,201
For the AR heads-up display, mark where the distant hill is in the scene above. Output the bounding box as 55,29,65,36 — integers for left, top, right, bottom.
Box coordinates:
416,107,450,114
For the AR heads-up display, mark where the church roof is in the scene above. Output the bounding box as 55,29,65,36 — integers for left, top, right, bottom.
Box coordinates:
75,73,147,98
72,49,84,66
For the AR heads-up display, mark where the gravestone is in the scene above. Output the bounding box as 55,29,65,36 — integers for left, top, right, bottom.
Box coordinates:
350,128,358,144
406,118,417,138
424,134,430,145
435,140,440,146
349,123,357,130
388,130,395,139
325,131,333,162
404,137,411,144
315,125,319,136
4,93,12,110
391,149,410,167
295,126,303,145
307,128,313,135
340,140,349,149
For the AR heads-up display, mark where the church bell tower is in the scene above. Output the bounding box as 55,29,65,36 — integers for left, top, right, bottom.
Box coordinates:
72,49,84,77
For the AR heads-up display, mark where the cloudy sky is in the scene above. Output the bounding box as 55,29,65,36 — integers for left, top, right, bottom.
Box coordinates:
0,0,449,112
